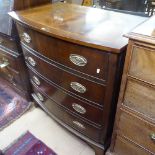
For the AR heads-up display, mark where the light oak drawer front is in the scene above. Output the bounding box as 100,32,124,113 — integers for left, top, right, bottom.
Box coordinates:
114,136,151,155
129,45,155,84
17,23,109,82
119,111,155,154
32,88,103,143
29,69,103,125
123,79,155,120
23,47,106,106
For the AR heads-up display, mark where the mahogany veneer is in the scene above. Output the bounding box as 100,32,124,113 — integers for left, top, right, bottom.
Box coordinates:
9,3,147,154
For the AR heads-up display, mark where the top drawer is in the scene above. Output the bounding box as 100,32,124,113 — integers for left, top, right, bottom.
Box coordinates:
129,44,155,85
0,34,19,53
16,23,109,82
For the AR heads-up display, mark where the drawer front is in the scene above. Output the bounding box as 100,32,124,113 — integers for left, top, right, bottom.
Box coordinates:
0,67,23,90
0,35,18,53
32,89,103,143
17,24,109,82
29,69,103,125
114,136,151,155
123,79,155,120
0,49,20,71
129,45,155,84
23,48,106,106
119,110,155,153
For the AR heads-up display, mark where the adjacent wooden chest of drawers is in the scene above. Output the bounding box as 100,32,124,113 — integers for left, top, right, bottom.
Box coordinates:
9,2,147,154
0,0,30,99
0,0,51,100
106,14,155,155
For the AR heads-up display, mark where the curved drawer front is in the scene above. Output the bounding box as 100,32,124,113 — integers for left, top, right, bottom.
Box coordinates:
119,110,155,154
29,69,103,125
17,23,109,82
32,89,104,143
23,48,106,106
0,35,18,53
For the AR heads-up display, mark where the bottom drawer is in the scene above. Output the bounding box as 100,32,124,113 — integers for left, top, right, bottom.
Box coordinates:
118,110,155,154
32,88,104,143
113,136,151,155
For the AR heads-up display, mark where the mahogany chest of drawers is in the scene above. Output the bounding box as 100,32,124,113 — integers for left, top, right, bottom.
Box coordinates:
106,13,155,155
9,3,147,154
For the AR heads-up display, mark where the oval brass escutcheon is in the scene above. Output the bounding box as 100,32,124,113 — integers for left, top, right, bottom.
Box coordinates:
69,54,87,66
33,76,41,86
36,92,44,102
22,32,31,43
27,57,36,67
72,103,86,114
70,82,86,93
73,121,85,130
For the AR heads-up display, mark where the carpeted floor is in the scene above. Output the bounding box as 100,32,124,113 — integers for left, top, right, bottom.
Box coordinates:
0,108,95,155
0,77,31,131
3,131,57,155
0,78,95,155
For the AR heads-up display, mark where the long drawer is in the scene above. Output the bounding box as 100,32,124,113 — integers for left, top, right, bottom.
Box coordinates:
17,23,109,82
113,136,152,155
118,110,155,154
29,69,103,126
32,88,104,143
23,46,106,106
129,44,155,85
123,79,155,120
0,34,19,53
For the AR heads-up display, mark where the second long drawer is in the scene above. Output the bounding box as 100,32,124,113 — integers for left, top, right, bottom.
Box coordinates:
23,46,106,107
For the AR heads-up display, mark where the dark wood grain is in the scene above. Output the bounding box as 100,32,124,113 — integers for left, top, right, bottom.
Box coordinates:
9,3,150,155
23,46,107,106
32,88,104,143
0,33,19,54
29,69,104,126
17,24,109,82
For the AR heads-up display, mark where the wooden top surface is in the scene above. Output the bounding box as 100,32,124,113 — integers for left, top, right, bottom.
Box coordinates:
9,3,148,53
125,15,155,45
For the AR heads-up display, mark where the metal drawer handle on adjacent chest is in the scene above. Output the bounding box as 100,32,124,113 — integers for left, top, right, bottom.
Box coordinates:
0,58,9,68
32,76,41,86
0,38,3,44
27,57,36,67
22,32,31,43
150,133,155,142
70,82,86,94
36,92,44,102
73,121,86,130
72,103,86,114
69,54,87,67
